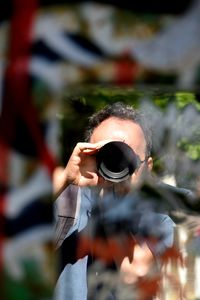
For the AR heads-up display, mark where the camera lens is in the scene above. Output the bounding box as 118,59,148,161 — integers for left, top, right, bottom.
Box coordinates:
96,141,138,183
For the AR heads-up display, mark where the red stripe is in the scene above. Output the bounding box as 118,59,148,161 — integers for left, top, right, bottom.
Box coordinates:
114,53,139,85
3,0,56,174
0,194,6,273
0,142,9,187
0,0,56,271
8,0,39,62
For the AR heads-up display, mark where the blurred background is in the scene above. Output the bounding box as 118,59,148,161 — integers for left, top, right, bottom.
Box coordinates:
0,0,200,299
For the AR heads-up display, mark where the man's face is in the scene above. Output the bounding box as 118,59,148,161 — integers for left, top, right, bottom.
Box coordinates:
90,117,153,190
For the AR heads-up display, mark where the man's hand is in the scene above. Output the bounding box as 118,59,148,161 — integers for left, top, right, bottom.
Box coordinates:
53,140,112,197
120,243,154,284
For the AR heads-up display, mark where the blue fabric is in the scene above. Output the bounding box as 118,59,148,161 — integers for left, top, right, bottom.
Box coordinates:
54,256,88,300
54,187,95,300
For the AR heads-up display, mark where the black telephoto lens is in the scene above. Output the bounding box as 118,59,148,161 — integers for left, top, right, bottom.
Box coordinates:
96,141,138,183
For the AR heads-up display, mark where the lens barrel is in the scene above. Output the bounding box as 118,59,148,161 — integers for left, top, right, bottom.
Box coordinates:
96,141,138,183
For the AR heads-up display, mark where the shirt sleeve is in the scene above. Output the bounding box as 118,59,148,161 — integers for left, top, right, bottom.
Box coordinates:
54,185,79,249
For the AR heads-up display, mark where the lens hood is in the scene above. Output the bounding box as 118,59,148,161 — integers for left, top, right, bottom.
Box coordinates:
96,141,138,183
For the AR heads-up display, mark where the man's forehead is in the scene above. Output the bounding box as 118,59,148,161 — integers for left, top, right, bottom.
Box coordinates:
90,117,146,154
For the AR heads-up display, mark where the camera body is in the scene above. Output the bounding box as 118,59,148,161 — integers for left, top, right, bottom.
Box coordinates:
96,141,139,183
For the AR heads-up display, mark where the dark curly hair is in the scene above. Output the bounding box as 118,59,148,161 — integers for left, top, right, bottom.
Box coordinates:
84,102,152,157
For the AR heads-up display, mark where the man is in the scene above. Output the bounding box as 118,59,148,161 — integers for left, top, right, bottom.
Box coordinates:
53,102,175,300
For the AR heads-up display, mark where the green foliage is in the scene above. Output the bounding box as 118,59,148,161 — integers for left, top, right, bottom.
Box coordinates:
175,92,200,110
178,139,200,161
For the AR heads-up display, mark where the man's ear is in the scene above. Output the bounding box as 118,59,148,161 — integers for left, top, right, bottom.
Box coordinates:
147,156,153,171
